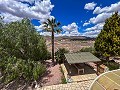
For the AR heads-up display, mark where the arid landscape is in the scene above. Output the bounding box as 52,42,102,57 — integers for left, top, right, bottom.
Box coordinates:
1,0,120,90
45,36,95,52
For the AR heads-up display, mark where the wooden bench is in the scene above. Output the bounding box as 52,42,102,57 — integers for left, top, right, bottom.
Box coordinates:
73,64,84,74
85,62,97,71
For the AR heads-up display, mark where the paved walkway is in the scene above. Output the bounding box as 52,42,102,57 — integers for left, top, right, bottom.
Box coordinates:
37,80,93,90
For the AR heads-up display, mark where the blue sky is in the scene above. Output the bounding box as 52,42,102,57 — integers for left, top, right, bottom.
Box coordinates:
0,0,120,37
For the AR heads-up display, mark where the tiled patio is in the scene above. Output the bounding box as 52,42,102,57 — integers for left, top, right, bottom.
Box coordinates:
38,80,93,90
36,64,97,90
61,63,97,82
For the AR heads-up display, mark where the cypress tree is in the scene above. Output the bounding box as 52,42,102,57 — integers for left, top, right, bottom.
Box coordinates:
94,12,120,60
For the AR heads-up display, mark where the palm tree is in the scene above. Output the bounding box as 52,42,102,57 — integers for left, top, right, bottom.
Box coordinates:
43,18,61,65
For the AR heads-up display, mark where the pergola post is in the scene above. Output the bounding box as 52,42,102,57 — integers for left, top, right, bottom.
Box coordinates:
69,64,72,75
96,62,100,75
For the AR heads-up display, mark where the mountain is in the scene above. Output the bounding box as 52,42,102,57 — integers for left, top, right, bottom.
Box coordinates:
44,36,96,41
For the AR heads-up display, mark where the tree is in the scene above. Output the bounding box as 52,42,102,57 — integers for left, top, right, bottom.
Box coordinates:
0,18,48,61
94,12,120,60
55,48,69,64
0,16,4,29
0,18,47,85
43,18,61,65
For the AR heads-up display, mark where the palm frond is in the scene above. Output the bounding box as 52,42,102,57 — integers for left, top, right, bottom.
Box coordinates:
57,22,61,26
53,18,56,23
43,24,48,28
44,28,52,32
47,19,52,26
42,18,61,33
55,28,62,33
43,22,48,25
54,24,57,27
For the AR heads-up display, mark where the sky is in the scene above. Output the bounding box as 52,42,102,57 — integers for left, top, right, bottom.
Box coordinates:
0,0,120,37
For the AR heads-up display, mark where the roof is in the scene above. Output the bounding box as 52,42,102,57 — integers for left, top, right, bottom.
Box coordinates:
90,69,120,90
64,52,101,64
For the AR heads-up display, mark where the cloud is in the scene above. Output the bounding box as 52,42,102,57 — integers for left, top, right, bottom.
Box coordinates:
62,22,80,36
82,30,101,37
83,12,112,36
40,31,51,36
35,24,45,32
85,23,104,31
84,2,97,10
83,1,120,35
84,1,120,37
0,13,22,23
0,0,54,23
83,22,90,26
89,12,112,24
15,0,35,4
93,1,120,14
70,30,80,36
62,22,78,32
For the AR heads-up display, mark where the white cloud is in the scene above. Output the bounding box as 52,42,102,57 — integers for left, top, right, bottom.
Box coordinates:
83,22,90,26
83,1,120,33
0,0,54,23
15,0,35,4
93,7,102,14
84,2,97,10
90,12,112,24
35,24,45,32
82,30,101,37
83,13,111,36
37,22,80,37
1,13,22,23
84,1,120,37
40,31,51,36
85,23,104,31
93,1,120,14
70,30,80,36
62,22,80,36
62,22,78,32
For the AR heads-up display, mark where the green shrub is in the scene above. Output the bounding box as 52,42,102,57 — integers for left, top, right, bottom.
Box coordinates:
77,47,101,58
0,57,46,84
46,51,51,60
55,48,69,64
107,62,119,70
60,66,67,84
79,47,95,53
0,18,47,85
61,76,67,84
0,18,48,61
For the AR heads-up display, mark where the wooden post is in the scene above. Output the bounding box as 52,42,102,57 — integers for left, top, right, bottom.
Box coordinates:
69,64,71,75
96,62,99,75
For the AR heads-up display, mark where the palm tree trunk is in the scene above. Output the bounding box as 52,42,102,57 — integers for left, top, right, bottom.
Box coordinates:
51,30,55,65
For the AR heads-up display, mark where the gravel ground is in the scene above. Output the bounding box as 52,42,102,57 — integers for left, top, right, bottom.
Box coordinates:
39,60,63,87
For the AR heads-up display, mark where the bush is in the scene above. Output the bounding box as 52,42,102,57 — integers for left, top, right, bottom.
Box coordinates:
0,18,48,61
60,66,67,84
79,47,95,53
0,18,47,85
0,57,46,84
106,61,119,70
55,48,69,64
94,12,120,58
77,47,101,58
46,51,51,60
61,76,67,84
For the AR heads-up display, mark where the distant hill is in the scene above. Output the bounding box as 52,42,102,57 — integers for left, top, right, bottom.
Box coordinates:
44,36,96,41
